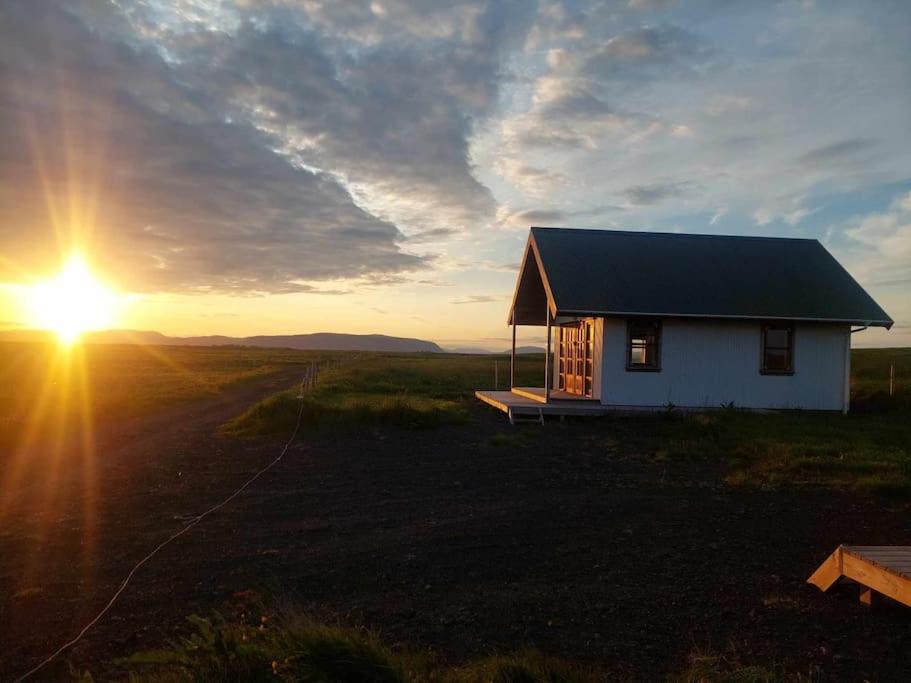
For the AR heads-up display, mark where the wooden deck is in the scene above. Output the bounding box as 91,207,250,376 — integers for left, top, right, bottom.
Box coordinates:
808,545,911,607
509,386,600,403
475,388,611,423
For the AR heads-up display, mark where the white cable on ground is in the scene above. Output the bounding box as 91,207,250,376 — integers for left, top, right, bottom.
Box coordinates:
13,375,310,683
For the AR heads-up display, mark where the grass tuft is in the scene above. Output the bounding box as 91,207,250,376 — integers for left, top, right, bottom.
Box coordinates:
669,650,782,683
449,651,598,682
117,610,604,683
121,612,408,683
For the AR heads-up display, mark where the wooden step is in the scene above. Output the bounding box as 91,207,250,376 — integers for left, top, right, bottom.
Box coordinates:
808,545,911,607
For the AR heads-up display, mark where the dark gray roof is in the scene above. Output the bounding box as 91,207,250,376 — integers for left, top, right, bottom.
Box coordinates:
523,227,892,327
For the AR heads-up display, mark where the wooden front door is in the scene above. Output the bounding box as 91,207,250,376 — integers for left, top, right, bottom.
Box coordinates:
558,320,593,397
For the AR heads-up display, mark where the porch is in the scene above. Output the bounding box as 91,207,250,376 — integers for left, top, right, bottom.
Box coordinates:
475,388,609,423
474,234,601,421
509,386,592,403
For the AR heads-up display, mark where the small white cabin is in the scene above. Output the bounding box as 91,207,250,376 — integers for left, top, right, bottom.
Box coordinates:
477,227,893,419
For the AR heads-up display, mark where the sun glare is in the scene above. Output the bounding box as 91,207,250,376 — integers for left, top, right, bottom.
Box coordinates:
24,255,120,344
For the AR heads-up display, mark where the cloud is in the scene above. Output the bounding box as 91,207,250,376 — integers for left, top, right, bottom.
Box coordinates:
0,1,435,294
703,94,753,118
709,207,727,225
628,0,678,10
450,295,500,304
844,190,911,289
580,25,719,84
621,182,688,206
835,189,910,343
497,208,568,229
752,194,816,227
500,78,662,152
496,204,624,230
3,0,911,344
122,0,539,241
405,228,460,243
797,138,878,167
493,159,568,194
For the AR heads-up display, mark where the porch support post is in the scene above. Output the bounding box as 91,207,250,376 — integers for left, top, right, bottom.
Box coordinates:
544,306,552,402
510,321,516,389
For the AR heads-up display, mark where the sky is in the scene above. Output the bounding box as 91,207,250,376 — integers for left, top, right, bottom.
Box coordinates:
0,0,909,350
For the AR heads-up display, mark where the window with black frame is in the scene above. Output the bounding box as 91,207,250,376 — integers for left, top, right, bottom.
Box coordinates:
627,319,661,371
761,323,794,374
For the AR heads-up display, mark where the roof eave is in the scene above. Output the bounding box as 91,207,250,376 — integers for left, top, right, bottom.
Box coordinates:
553,309,895,328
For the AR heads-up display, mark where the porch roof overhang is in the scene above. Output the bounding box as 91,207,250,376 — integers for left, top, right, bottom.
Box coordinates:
507,233,556,326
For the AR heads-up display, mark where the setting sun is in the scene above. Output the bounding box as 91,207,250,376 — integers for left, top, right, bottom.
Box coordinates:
24,255,120,344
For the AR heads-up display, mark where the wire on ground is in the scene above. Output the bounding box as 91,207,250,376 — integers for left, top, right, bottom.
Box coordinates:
13,368,314,683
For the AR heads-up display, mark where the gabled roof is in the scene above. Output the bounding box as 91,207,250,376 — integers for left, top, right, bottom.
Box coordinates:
508,227,893,328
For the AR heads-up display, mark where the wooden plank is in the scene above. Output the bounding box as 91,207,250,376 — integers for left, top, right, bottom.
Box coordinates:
511,387,548,404
842,551,911,607
475,390,611,417
847,547,911,556
807,546,842,592
474,391,511,414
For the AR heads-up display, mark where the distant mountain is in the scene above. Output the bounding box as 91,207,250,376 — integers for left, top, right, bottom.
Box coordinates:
0,329,443,353
443,345,547,355
445,346,496,354
508,346,546,355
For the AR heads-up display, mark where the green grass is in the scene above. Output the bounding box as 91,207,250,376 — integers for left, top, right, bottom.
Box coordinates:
601,348,911,497
5,341,900,500
0,341,327,418
222,353,544,435
669,650,781,683
224,348,911,499
117,612,410,683
108,610,601,683
104,609,780,682
0,341,331,450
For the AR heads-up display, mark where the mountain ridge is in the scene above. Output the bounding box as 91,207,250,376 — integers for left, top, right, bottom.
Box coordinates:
0,329,444,353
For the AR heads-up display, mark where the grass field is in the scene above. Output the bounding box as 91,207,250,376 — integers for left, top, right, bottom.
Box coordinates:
629,347,911,497
113,606,777,682
225,347,910,498
0,342,329,450
115,608,603,683
2,343,909,680
1,342,906,498
222,352,545,435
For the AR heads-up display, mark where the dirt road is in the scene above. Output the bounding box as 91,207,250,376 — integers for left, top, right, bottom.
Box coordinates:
0,367,304,680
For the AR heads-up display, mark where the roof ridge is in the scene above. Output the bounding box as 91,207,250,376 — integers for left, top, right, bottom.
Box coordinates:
529,226,819,242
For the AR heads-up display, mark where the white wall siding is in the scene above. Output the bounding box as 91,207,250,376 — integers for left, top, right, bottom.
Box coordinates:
599,318,849,410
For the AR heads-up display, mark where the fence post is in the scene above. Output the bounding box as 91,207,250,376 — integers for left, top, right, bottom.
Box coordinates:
494,360,499,390
890,362,895,397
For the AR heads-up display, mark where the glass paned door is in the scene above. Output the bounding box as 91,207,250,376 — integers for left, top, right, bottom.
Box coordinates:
558,320,594,397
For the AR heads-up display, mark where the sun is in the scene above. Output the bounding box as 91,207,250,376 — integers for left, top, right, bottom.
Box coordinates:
24,255,120,344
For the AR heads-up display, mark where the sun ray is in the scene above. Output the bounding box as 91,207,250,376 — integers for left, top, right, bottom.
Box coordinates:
119,329,201,384
0,344,68,514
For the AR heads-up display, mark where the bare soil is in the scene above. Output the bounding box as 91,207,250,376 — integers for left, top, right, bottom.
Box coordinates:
2,383,910,681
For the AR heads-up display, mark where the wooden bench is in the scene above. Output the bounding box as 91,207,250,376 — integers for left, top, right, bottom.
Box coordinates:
808,545,911,607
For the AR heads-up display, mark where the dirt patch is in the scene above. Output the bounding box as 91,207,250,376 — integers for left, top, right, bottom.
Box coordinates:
2,401,910,680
